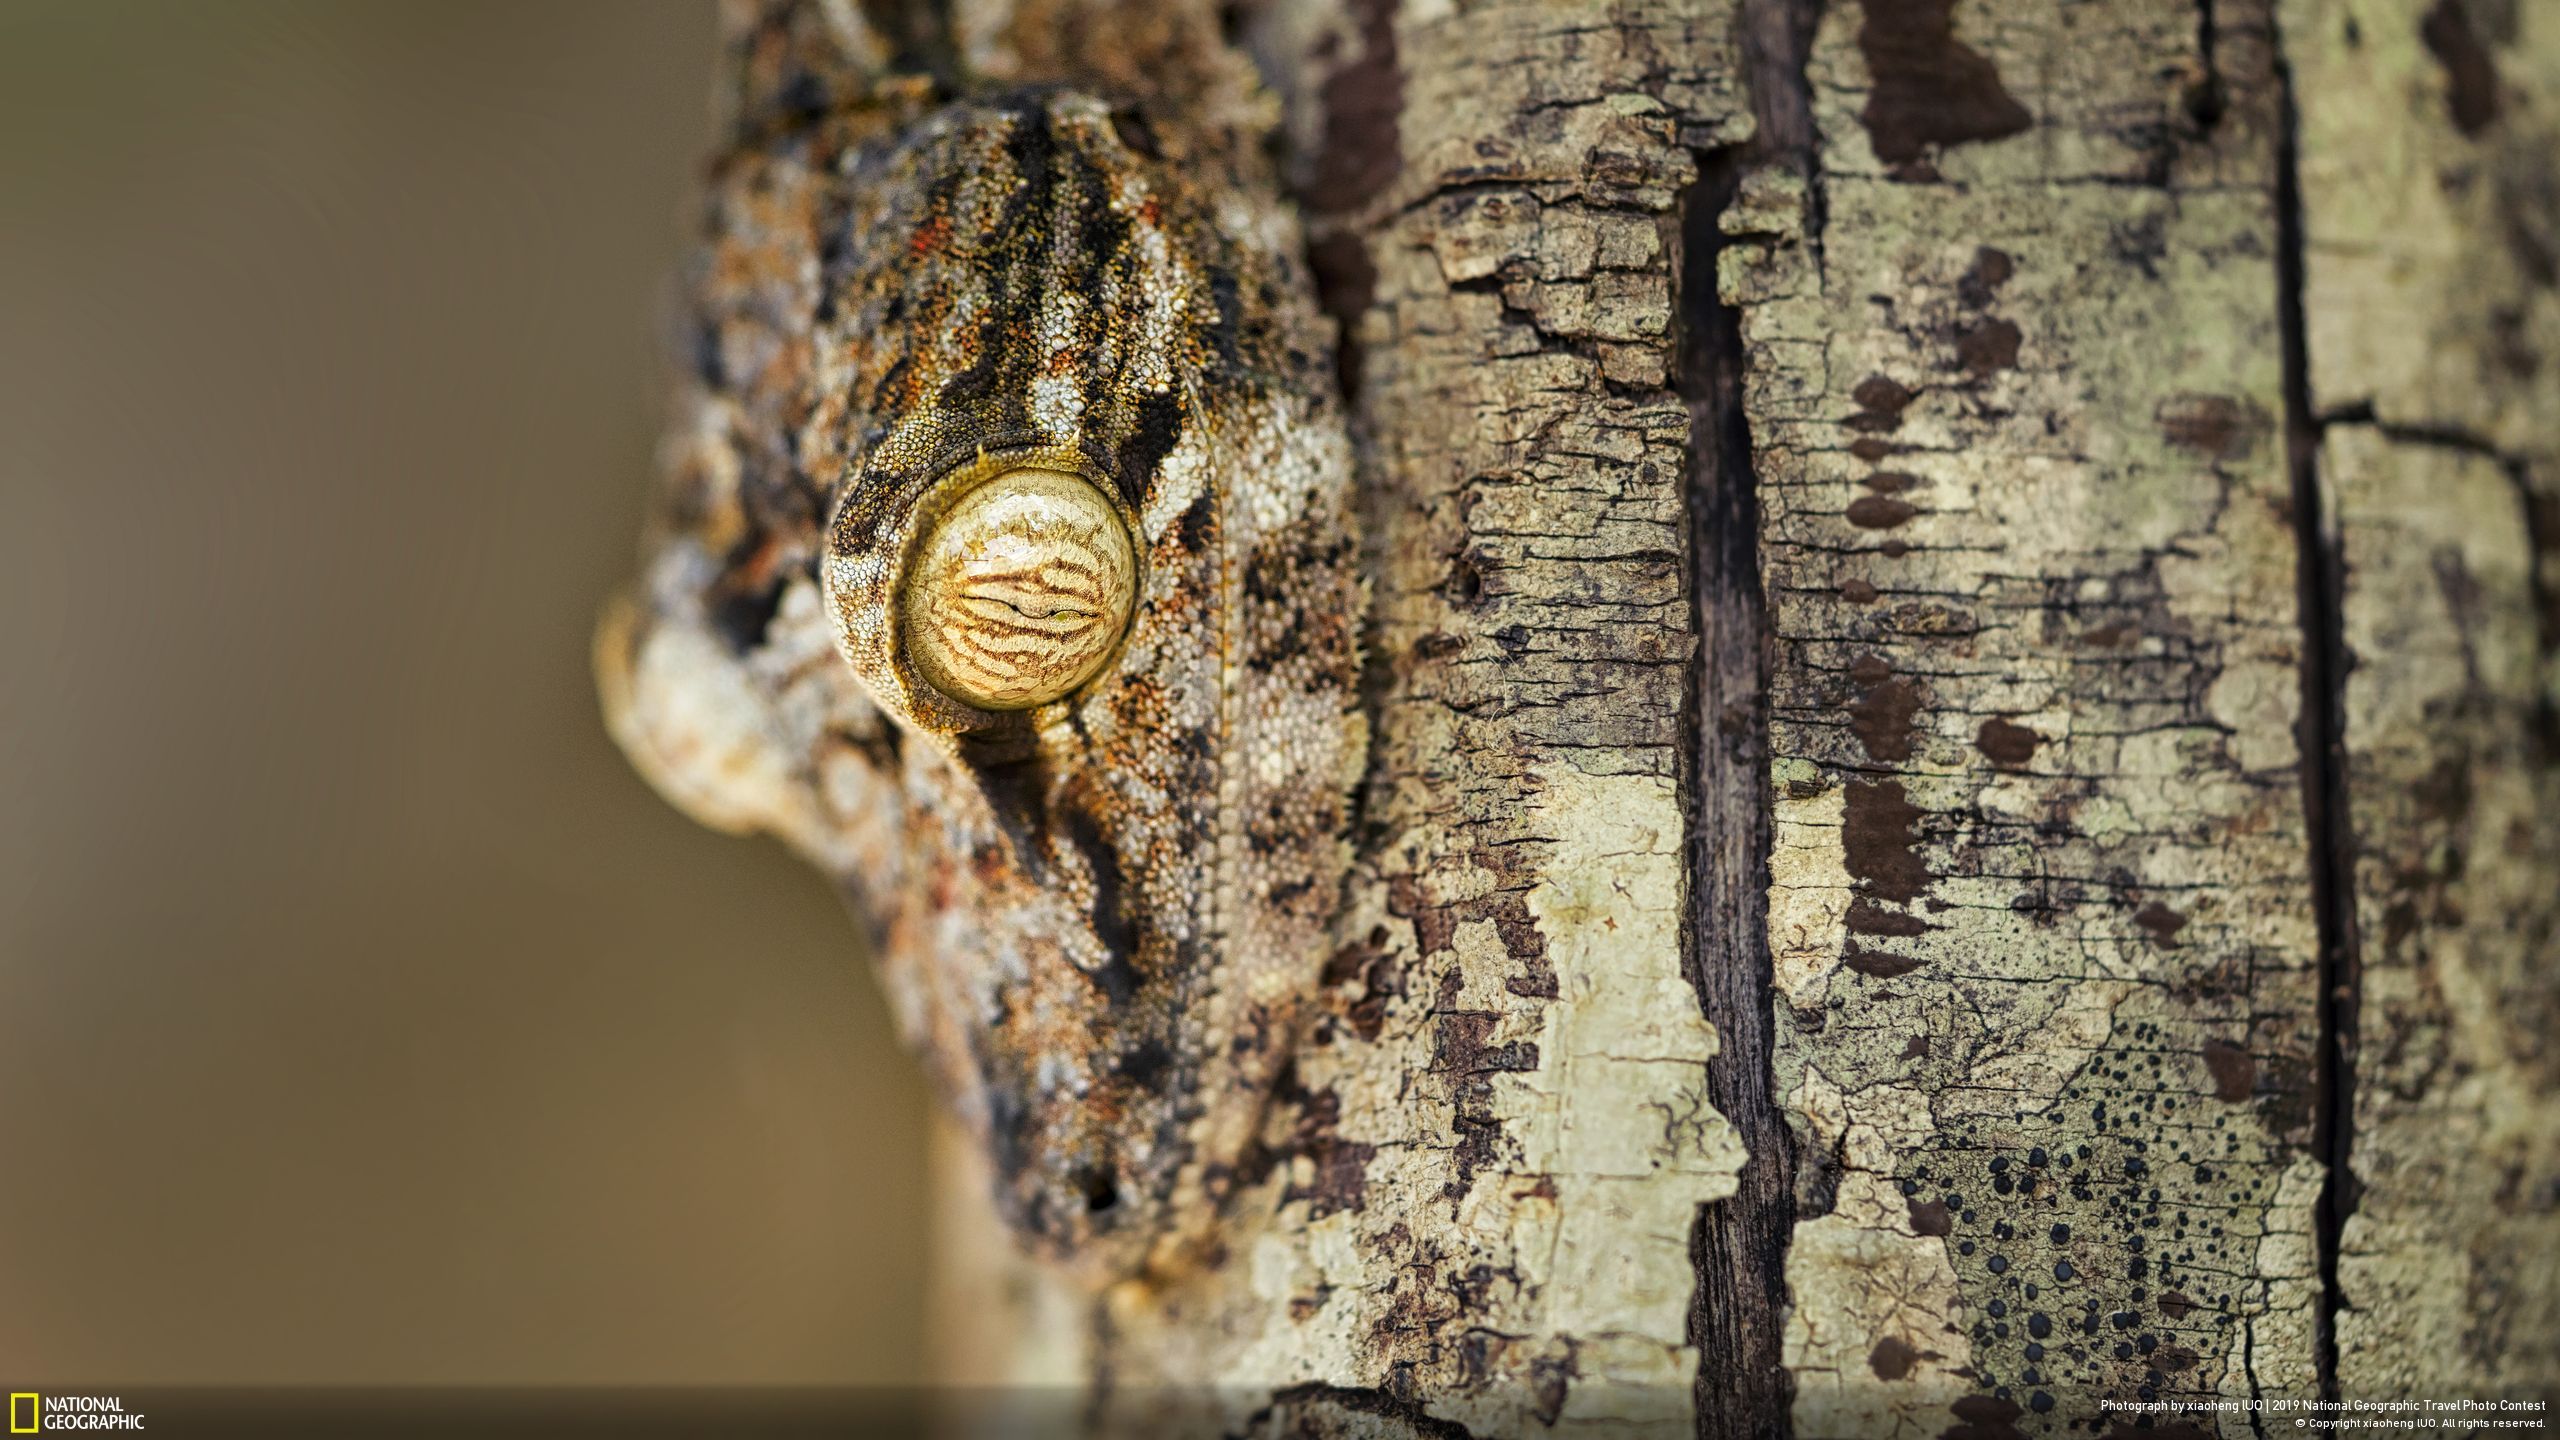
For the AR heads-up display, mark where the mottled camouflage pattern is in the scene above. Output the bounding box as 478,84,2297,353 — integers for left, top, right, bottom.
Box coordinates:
596,10,1362,1277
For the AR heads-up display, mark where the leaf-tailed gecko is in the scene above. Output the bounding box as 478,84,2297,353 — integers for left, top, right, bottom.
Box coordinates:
595,0,1364,1281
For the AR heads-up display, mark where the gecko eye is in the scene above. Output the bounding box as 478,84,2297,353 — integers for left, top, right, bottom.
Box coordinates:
900,467,1136,711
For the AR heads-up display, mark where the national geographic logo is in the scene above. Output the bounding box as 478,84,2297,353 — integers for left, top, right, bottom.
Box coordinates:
8,1396,145,1432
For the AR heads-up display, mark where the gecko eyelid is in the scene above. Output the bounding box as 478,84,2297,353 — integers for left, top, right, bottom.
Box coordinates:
899,466,1137,711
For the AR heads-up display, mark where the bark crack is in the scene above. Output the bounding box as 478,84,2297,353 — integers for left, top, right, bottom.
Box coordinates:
1681,3,1820,1437
2271,29,2360,1407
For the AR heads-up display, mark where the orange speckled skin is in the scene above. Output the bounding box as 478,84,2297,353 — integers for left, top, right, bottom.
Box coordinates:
597,2,1363,1277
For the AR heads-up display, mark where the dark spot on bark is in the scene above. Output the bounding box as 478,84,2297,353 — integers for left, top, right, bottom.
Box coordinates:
1482,893,1557,998
1854,0,2033,165
1848,495,1919,529
2381,896,2422,947
1946,1392,2025,1440
1955,317,2022,376
1849,899,1932,937
2158,1290,2196,1319
2420,0,2502,137
1958,246,2015,308
1412,630,1464,661
1322,933,1380,988
1306,0,1402,214
2081,620,2139,649
1909,1196,1953,1235
1975,716,2043,768
1528,1355,1572,1425
1332,935,1402,1042
1447,551,1489,606
2133,900,2188,948
2181,61,2230,134
1853,376,1914,409
1847,658,1923,762
1902,1034,1930,1059
1863,471,1918,494
1851,373,1916,431
2157,392,2269,460
2201,1039,2256,1102
1846,948,1926,977
1434,1009,1537,1197
1433,1011,1538,1074
1845,779,1932,903
1870,1336,1921,1380
1850,436,1898,461
2412,755,2473,823
1279,1088,1375,1220
2262,1050,2317,1143
1842,577,1880,604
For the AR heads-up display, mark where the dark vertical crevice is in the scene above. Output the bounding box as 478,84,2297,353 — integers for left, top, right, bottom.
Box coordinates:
1678,141,1792,1440
1680,3,1819,1438
2271,38,2360,1404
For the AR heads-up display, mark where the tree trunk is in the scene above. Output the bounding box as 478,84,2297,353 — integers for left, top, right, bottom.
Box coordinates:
763,0,2556,1432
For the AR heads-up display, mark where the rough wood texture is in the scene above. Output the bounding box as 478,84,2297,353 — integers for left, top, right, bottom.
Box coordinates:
652,0,2560,1432
2288,0,2560,1404
1732,1,2341,1430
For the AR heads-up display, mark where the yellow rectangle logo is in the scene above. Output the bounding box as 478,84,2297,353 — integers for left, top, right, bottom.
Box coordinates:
7,1393,36,1435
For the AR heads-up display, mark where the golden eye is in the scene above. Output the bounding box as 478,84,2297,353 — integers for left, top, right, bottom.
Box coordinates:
900,467,1136,711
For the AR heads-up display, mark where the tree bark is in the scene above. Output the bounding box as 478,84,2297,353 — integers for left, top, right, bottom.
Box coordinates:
2291,0,2560,1405
807,0,2559,1433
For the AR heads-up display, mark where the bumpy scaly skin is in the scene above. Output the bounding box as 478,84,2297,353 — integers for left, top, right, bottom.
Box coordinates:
597,44,1363,1278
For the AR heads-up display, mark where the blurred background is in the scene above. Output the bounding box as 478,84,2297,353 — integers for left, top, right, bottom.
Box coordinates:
0,0,931,1384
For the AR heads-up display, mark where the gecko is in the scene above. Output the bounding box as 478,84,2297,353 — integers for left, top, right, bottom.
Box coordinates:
595,0,1365,1280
